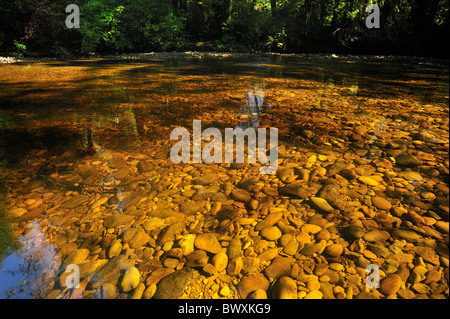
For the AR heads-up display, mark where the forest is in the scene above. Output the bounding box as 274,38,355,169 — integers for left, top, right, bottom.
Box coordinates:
1,0,449,58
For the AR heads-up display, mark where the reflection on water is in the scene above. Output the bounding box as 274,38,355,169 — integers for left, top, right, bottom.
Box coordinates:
239,80,272,129
0,54,448,299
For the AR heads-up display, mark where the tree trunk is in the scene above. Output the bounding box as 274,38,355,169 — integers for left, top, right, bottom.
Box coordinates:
271,0,277,16
331,0,340,29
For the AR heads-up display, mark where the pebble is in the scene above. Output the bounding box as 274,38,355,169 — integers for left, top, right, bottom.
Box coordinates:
101,283,117,299
400,171,423,181
310,197,335,213
263,256,291,279
130,283,146,299
343,225,365,239
178,234,196,256
143,284,157,299
303,290,323,299
7,207,27,218
371,197,392,210
279,184,311,199
153,268,193,299
392,229,422,242
411,283,431,294
237,273,270,299
247,289,267,299
414,246,440,265
380,274,402,295
324,244,344,258
108,241,122,259
358,176,379,186
219,286,231,297
194,233,223,254
258,248,279,263
63,249,90,268
301,223,322,234
395,154,422,167
283,239,299,255
103,214,135,228
363,229,390,242
227,257,243,276
193,173,218,185
397,289,415,299
212,252,229,272
231,188,252,203
260,226,282,241
163,258,179,269
186,250,209,267
271,276,297,299
121,267,140,292
90,255,128,289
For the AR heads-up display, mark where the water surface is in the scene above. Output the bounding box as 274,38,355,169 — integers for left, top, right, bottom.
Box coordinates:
0,54,448,299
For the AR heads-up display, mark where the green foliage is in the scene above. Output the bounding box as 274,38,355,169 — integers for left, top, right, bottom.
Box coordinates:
13,40,26,53
144,12,187,51
80,1,131,53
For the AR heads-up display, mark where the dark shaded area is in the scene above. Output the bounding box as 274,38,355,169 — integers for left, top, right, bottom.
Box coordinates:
0,0,449,58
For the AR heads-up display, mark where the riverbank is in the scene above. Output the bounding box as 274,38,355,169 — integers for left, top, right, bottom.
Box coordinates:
2,51,449,66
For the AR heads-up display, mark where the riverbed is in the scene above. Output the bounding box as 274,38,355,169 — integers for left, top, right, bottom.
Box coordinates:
0,53,448,299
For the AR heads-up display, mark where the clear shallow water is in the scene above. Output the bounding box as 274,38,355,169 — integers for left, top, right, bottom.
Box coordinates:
0,54,448,299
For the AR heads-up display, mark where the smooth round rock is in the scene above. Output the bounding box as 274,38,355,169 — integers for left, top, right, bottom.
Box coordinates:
231,188,252,203
263,256,291,280
363,229,390,242
108,241,122,259
272,276,297,299
283,239,299,256
247,289,267,299
153,268,193,299
219,286,231,297
227,257,243,276
7,207,27,218
324,244,344,257
121,267,140,292
303,290,323,299
310,197,334,213
397,289,415,299
412,283,431,294
372,197,392,211
358,176,379,186
212,252,228,272
395,154,421,167
130,283,145,299
238,274,270,299
301,224,322,234
163,258,179,269
260,226,282,241
392,229,422,242
101,283,117,299
143,284,157,299
344,225,365,239
194,233,223,254
63,248,90,268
